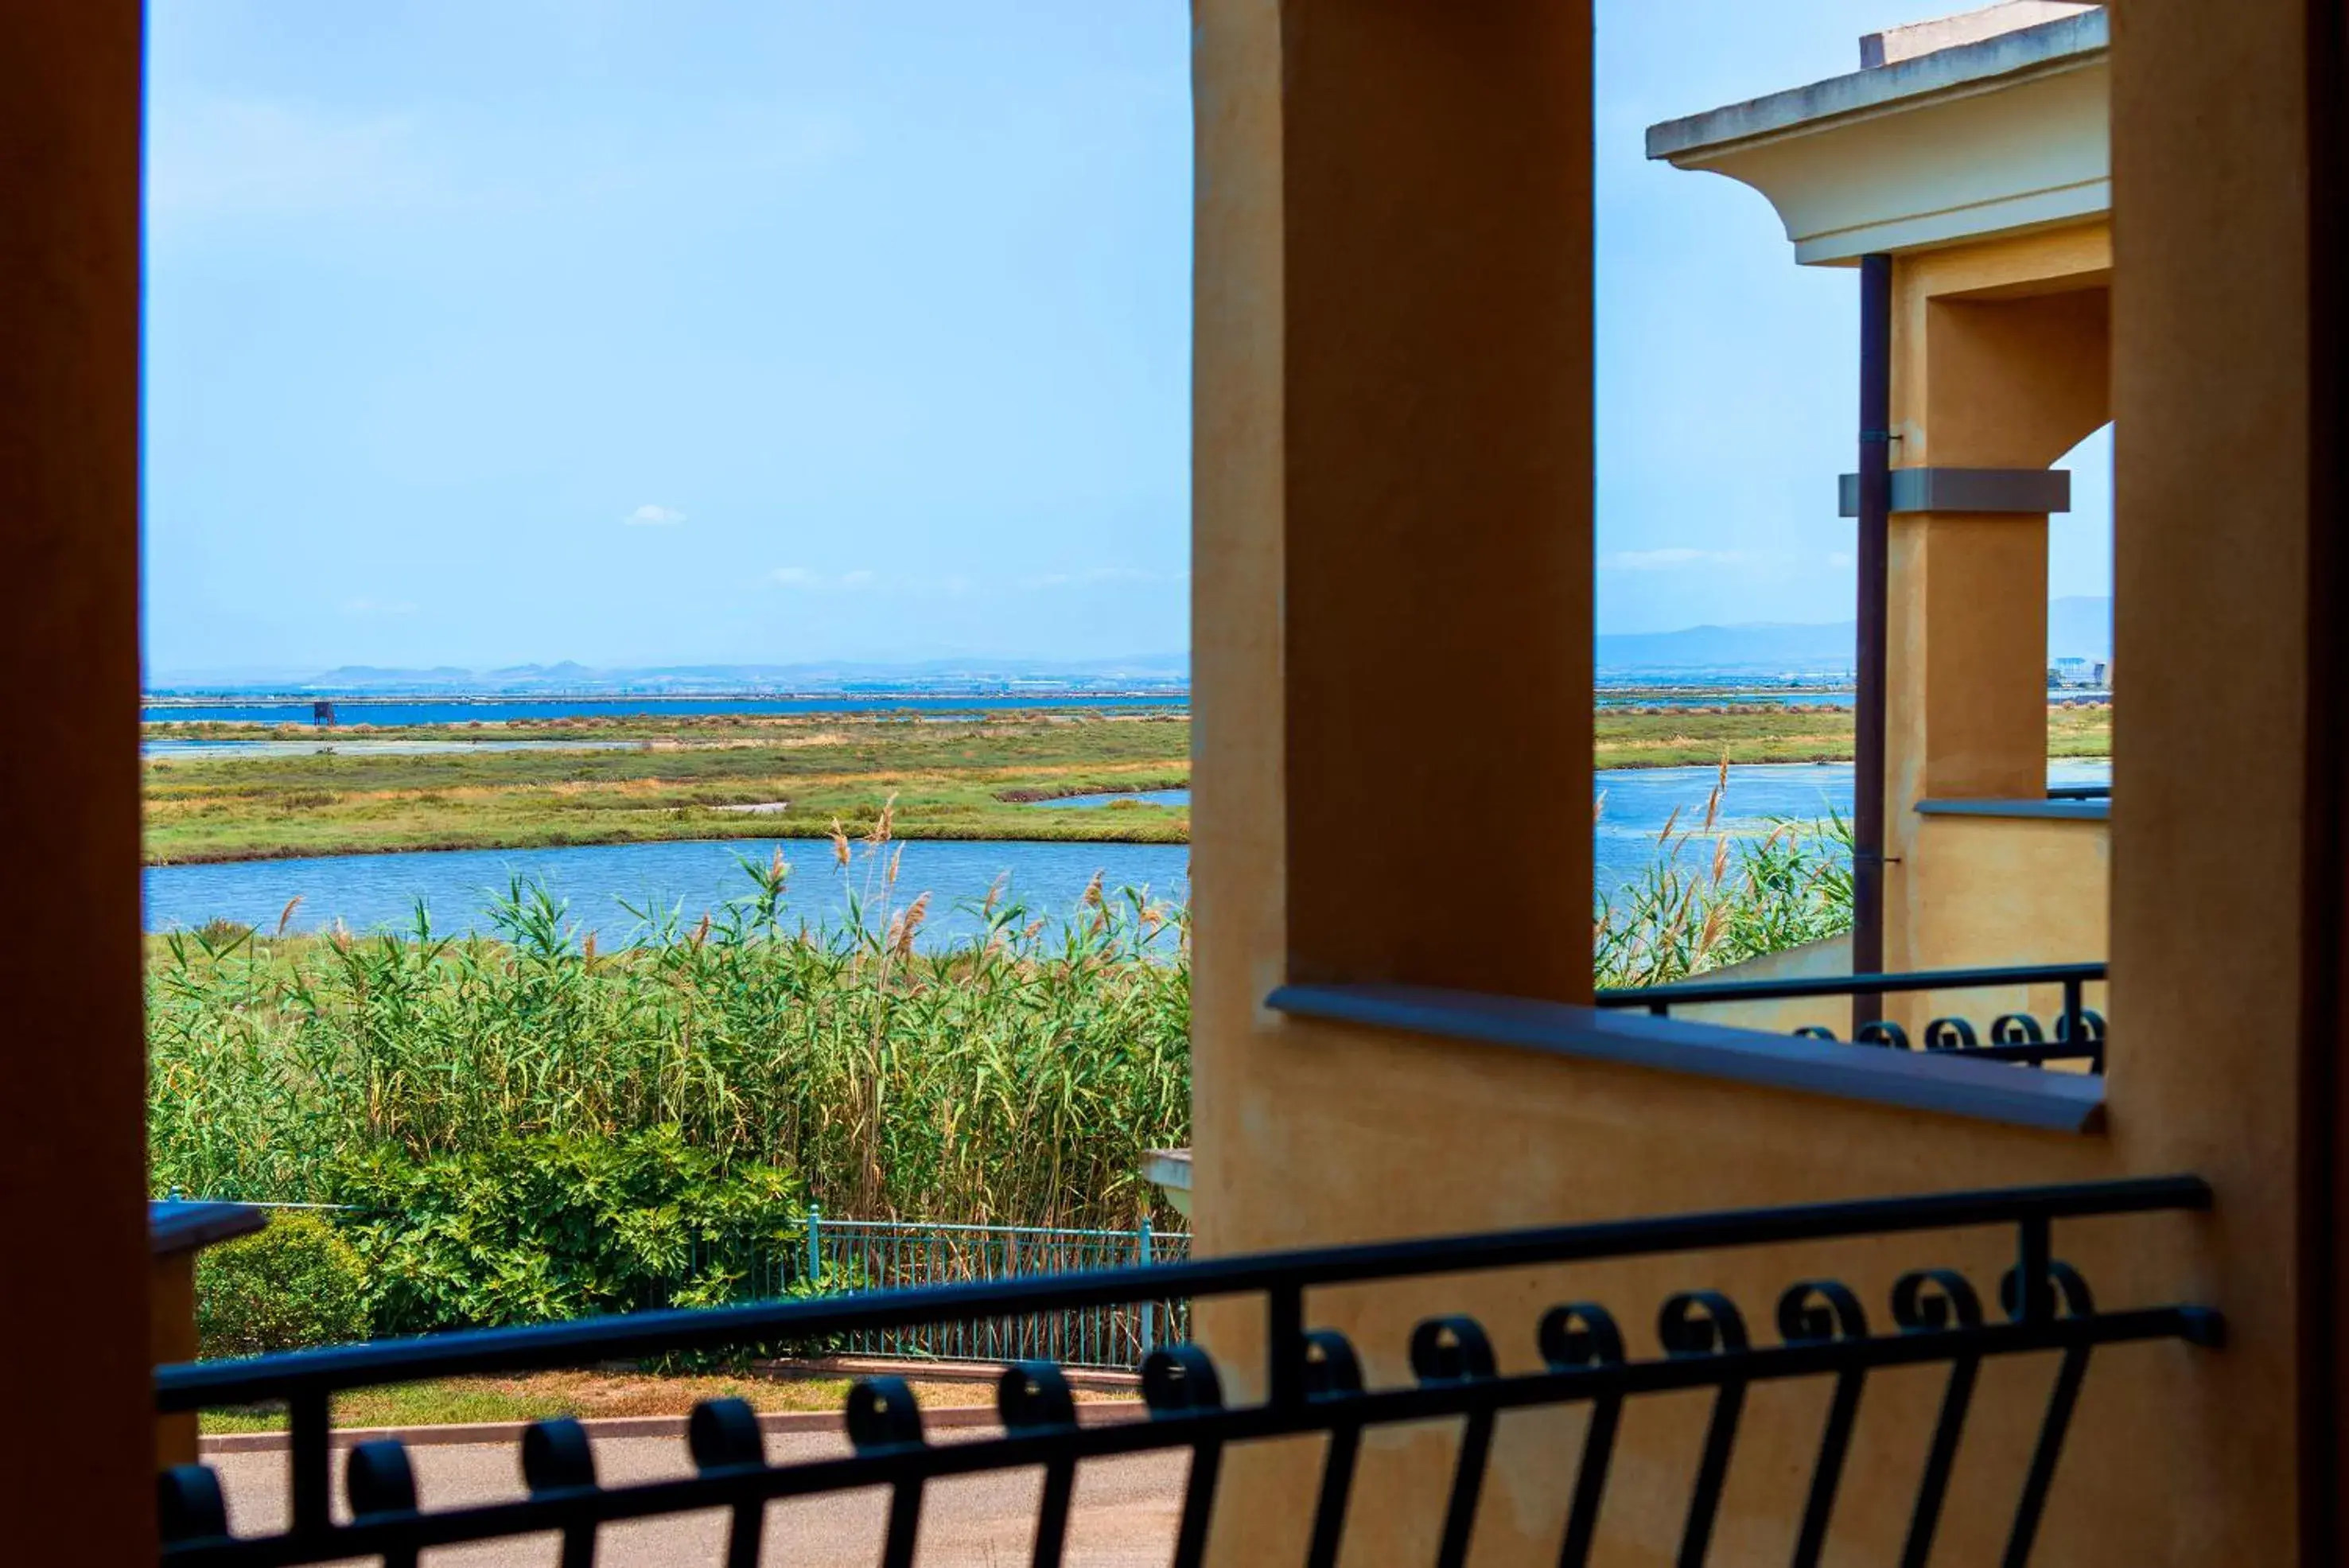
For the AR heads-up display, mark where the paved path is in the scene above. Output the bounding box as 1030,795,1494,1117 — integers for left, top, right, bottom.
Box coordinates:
211,1427,1184,1567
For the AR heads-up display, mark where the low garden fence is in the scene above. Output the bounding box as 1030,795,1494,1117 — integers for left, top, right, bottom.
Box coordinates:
800,1212,1192,1370
173,1196,1195,1374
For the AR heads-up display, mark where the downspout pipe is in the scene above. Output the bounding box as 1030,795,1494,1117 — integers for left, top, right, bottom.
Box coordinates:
1853,253,1892,1034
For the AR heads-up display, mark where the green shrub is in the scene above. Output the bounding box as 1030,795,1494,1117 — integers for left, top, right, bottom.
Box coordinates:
196,1212,371,1360
330,1126,807,1336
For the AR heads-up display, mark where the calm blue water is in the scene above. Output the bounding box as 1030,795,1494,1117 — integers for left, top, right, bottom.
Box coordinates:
1596,691,1857,710
146,839,1191,949
142,695,1187,726
143,761,2109,947
144,737,647,757
1042,789,1192,810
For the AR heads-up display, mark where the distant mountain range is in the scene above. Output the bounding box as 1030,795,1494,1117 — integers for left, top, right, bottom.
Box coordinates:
146,655,1192,697
148,597,2116,694
1593,596,2112,673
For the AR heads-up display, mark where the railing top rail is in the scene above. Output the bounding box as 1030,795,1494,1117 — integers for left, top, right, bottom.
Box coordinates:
2046,784,2111,800
1596,959,2107,1010
157,1173,2207,1409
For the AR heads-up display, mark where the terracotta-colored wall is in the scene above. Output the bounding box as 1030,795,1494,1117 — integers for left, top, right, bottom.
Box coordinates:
1190,0,2312,1561
0,2,155,1562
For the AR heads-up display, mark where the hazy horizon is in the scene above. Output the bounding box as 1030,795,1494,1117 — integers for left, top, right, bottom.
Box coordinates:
144,596,2114,690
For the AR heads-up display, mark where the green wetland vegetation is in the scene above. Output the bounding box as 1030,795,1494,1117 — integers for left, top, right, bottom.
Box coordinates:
142,703,2111,865
148,709,2013,1349
1593,764,1855,989
144,710,1192,865
152,848,1191,1238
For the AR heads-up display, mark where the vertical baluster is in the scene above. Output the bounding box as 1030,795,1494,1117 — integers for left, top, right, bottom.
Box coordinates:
1892,1270,1985,1568
288,1387,333,1541
1139,1219,1157,1364
1410,1317,1499,1568
1539,1305,1625,1568
2000,1263,2095,1567
1268,1286,1307,1410
156,1465,231,1550
989,1232,1004,1364
1300,1331,1365,1568
1777,1282,1870,1568
690,1398,768,1568
345,1438,421,1568
523,1417,602,1568
1658,1292,1751,1568
1001,1363,1080,1568
2016,1216,2054,1325
1142,1346,1227,1568
849,1378,930,1568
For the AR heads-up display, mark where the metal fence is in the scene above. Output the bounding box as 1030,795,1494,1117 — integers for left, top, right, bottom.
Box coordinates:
173,1197,1193,1372
806,1212,1191,1369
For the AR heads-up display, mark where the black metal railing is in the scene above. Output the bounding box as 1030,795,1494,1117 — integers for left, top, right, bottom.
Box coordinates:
1596,961,2109,1072
156,1176,2218,1567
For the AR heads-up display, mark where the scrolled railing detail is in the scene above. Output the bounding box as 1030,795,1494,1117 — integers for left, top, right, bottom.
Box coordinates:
154,1178,2222,1568
1599,961,2110,1073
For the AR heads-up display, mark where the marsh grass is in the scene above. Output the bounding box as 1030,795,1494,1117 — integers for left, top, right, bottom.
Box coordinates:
1593,759,1853,989
148,810,1189,1231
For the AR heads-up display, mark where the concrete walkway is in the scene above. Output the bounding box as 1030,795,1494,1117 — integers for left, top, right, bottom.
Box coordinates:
211,1426,1184,1567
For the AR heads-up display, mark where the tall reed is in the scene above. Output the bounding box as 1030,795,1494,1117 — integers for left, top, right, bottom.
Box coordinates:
147,826,1190,1231
1592,761,1853,989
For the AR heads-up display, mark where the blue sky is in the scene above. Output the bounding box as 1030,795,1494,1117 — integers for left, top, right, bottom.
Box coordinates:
143,1,2112,677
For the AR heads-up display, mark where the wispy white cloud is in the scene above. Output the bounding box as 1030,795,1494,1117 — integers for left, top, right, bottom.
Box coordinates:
768,566,878,593
1600,547,1752,573
339,597,418,618
625,504,687,527
1826,551,1855,570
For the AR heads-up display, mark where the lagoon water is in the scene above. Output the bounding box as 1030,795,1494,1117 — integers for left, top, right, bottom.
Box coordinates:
143,695,1186,726
144,760,2110,947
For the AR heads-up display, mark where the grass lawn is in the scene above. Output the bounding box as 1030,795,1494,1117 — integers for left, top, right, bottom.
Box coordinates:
197,1368,1125,1434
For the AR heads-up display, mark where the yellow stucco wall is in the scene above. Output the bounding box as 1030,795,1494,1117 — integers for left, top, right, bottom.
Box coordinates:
1881,226,2113,992
1892,813,2110,1035
1188,0,2309,1562
1666,932,1854,1037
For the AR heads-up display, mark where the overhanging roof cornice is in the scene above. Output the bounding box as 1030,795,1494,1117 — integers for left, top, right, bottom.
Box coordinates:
1646,10,2108,264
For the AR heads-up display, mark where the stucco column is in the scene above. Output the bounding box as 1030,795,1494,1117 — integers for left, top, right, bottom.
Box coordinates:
1189,0,1593,1237
1188,6,1593,1559
1880,252,2109,975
